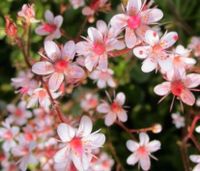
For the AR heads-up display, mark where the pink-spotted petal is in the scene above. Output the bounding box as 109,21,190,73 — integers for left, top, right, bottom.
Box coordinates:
32,61,54,75
48,72,64,91
180,89,195,106
154,82,171,96
145,30,159,46
57,123,75,142
160,32,178,49
133,46,150,59
125,28,137,48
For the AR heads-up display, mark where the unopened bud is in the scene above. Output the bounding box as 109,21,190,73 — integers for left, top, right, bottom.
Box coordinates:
5,16,17,38
152,124,162,134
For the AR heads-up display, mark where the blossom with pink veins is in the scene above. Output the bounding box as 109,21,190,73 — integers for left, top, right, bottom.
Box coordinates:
70,0,85,9
89,67,116,89
54,115,106,171
82,0,109,17
133,30,178,73
7,101,32,126
190,155,200,171
80,93,99,111
76,20,125,71
27,87,61,111
11,70,39,96
97,92,127,126
188,36,200,57
126,133,161,171
18,4,37,23
35,10,63,40
154,71,200,106
171,112,185,129
110,0,163,48
0,119,19,152
159,45,196,78
12,135,37,171
32,40,85,91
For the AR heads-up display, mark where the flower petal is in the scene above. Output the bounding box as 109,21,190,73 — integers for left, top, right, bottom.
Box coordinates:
154,82,171,96
105,113,117,126
110,14,128,29
133,46,150,59
126,140,139,152
97,103,110,113
147,140,161,153
145,30,159,46
77,116,93,137
48,73,64,91
141,9,163,24
127,153,139,166
139,133,149,145
141,58,157,73
125,28,137,48
184,74,200,88
32,61,54,75
62,41,76,60
57,123,75,142
139,155,151,171
45,10,54,23
180,89,195,106
44,41,61,61
160,32,178,49
115,92,126,105
127,0,142,15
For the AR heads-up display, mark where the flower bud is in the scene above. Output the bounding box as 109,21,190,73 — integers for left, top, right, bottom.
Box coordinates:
152,124,162,134
5,16,17,38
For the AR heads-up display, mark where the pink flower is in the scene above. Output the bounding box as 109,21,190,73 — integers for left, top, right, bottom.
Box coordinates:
18,4,36,23
110,0,163,48
54,116,106,170
70,0,85,9
0,119,19,152
188,37,200,57
154,71,200,106
171,112,185,129
12,135,37,171
32,40,85,91
126,133,161,171
27,88,60,111
159,45,196,78
7,101,32,126
11,70,39,96
82,0,109,17
133,30,178,73
90,68,116,89
35,10,63,40
97,92,127,126
81,93,99,111
190,155,200,171
76,20,125,71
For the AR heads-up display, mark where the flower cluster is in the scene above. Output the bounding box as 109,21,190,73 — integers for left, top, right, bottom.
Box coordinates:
2,0,200,170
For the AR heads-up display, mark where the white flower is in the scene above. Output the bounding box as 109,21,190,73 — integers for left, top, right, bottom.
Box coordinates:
171,112,185,129
54,116,106,170
97,92,127,126
126,133,161,171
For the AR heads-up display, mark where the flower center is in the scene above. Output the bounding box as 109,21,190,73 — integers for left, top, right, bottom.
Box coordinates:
19,87,29,95
152,44,163,54
88,98,98,108
111,102,121,113
137,146,148,156
171,80,185,96
38,89,47,99
99,71,109,80
15,108,23,117
4,130,13,140
43,23,57,33
93,42,106,55
127,15,141,29
54,60,68,73
70,137,83,155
